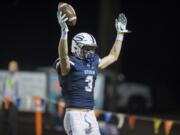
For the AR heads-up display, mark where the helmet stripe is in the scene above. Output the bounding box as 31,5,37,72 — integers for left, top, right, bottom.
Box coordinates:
75,35,84,41
72,39,83,48
89,34,96,44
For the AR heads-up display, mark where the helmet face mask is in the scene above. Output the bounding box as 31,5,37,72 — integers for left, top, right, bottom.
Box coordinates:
71,33,97,60
83,46,96,55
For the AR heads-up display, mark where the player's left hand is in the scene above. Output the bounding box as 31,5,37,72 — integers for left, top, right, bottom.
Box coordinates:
115,13,131,34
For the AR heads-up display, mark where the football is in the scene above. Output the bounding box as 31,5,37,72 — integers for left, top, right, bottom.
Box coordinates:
58,2,77,26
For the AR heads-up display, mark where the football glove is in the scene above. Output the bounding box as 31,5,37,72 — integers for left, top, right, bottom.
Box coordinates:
115,13,131,33
57,11,69,33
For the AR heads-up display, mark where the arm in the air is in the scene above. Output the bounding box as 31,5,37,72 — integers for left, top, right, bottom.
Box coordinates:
99,13,130,70
57,11,71,76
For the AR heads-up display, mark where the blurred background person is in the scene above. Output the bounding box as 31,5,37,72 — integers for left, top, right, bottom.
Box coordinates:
0,60,20,135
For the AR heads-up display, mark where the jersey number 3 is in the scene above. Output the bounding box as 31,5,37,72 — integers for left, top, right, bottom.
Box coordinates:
85,75,93,92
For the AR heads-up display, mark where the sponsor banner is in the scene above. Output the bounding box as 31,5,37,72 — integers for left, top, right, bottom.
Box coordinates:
0,70,47,112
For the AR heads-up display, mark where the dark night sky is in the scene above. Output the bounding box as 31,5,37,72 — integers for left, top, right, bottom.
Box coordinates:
0,0,178,110
0,0,99,68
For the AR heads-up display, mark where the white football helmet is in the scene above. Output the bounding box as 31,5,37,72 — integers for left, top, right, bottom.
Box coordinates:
71,32,97,59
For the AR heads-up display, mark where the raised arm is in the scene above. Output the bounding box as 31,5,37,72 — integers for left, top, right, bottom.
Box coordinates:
98,13,130,70
57,11,71,76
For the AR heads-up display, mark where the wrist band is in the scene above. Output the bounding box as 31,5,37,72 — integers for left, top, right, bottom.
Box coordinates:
116,34,124,41
61,31,68,40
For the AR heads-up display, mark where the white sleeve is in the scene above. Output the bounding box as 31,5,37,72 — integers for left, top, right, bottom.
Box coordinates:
69,60,75,66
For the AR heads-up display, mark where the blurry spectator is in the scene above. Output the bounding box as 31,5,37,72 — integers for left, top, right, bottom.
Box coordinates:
0,60,20,135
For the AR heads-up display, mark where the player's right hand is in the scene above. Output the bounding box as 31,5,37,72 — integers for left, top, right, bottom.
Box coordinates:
57,11,69,33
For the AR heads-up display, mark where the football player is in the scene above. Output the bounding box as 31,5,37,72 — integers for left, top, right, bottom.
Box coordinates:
55,11,130,135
